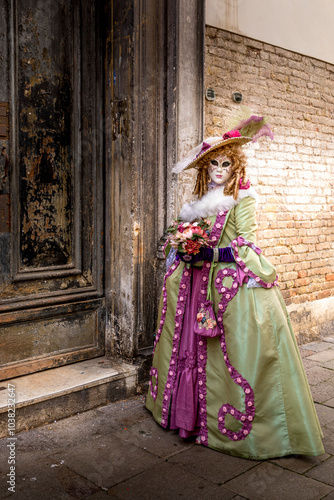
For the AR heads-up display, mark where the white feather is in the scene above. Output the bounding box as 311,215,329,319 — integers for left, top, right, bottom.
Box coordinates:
179,187,258,222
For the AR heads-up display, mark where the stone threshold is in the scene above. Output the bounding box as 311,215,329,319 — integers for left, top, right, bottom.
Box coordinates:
0,357,138,438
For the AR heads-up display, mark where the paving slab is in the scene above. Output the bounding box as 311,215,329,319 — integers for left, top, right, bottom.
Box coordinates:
86,493,112,499
0,427,55,473
168,444,259,484
323,359,334,370
311,380,334,403
322,433,334,455
87,491,115,500
114,415,194,458
301,342,334,352
325,398,334,408
320,492,334,500
323,420,334,438
300,349,316,358
224,461,333,500
28,396,150,450
50,433,161,489
304,366,333,385
269,453,330,473
0,457,100,500
307,349,334,364
96,396,151,431
322,337,334,344
111,461,236,500
301,358,319,370
18,409,104,450
315,403,334,427
305,456,334,486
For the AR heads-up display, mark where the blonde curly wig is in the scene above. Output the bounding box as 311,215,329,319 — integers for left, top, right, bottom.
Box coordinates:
193,144,248,200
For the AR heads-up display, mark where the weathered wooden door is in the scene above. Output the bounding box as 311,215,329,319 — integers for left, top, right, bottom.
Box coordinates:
0,0,105,380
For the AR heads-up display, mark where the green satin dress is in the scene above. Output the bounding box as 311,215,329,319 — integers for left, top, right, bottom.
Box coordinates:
146,196,324,459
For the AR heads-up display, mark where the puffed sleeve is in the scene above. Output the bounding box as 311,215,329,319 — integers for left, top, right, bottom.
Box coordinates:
231,196,277,286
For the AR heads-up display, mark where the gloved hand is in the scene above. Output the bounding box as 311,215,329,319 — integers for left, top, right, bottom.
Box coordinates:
177,247,234,263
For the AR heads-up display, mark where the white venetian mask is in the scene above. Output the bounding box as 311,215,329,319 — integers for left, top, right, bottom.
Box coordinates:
208,154,233,185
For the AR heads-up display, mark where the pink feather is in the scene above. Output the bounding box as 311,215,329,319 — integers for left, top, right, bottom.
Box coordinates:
251,124,274,143
236,115,263,131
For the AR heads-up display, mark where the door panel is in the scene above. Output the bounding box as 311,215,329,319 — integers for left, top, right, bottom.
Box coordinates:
18,1,74,270
0,0,105,380
0,299,104,380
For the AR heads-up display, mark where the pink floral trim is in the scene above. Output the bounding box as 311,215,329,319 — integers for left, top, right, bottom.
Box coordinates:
235,236,262,255
215,268,255,440
152,260,181,357
196,261,211,446
150,260,181,408
197,211,228,446
197,335,209,445
149,367,158,401
160,264,192,428
208,210,228,247
231,237,279,288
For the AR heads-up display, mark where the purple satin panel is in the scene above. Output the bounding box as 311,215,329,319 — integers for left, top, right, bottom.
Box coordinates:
178,247,234,264
170,267,202,437
219,247,234,262
199,248,213,261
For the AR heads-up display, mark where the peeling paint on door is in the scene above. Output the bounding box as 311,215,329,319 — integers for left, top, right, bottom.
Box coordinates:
0,0,105,379
18,2,73,268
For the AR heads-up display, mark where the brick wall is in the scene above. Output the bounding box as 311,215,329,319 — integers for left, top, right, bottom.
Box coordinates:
204,27,334,308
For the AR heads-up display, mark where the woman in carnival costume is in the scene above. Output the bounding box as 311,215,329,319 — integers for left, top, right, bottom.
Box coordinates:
146,108,324,459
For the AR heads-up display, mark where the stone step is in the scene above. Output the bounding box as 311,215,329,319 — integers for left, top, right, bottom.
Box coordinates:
0,357,138,438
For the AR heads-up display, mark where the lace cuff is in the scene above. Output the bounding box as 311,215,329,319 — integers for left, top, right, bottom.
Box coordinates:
247,277,263,288
166,247,177,271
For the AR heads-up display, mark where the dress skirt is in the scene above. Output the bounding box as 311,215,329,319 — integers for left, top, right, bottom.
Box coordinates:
146,199,325,459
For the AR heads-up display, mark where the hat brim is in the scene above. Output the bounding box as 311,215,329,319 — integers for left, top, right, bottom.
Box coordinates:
181,136,251,171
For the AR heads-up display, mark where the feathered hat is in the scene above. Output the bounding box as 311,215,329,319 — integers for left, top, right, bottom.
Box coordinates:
172,106,274,174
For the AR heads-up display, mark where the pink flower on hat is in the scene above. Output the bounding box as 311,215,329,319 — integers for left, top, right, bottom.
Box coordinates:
223,130,241,140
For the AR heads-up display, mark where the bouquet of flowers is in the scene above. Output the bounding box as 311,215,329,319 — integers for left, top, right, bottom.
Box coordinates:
166,218,212,255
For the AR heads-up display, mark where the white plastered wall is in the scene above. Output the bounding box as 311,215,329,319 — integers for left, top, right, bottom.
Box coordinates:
206,0,334,65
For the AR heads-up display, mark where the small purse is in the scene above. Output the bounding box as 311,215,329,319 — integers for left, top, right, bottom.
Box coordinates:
194,300,221,338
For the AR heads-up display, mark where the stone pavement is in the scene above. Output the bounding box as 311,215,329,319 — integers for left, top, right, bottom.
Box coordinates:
1,338,334,500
